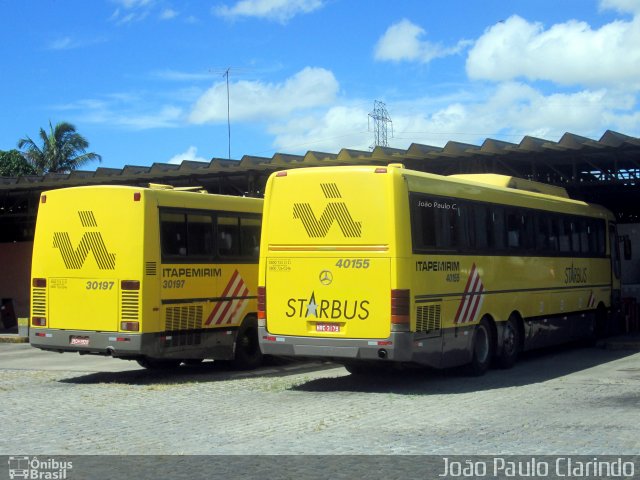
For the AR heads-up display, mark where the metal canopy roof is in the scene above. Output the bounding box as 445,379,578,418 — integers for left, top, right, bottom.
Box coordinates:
1,129,639,242
1,129,637,193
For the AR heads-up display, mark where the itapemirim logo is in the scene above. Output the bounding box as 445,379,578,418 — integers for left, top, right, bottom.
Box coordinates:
293,183,362,238
52,211,116,270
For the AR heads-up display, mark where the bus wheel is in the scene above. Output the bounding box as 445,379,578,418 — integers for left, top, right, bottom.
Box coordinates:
183,358,205,366
496,316,520,369
136,357,181,369
231,318,262,370
344,362,377,375
466,319,493,376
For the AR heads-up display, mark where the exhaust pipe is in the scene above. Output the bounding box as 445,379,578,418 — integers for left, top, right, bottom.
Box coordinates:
378,349,387,359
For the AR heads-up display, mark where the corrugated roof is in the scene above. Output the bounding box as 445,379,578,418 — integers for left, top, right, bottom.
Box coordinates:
0,129,638,192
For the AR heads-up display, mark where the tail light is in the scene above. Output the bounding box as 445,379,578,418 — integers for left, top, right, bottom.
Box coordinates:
120,321,140,332
121,280,140,290
32,317,46,327
391,289,410,325
257,286,266,326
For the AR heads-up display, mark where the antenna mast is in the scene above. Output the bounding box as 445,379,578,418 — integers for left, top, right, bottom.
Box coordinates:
223,68,231,160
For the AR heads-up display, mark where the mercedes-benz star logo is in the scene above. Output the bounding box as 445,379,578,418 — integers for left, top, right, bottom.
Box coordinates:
319,270,333,285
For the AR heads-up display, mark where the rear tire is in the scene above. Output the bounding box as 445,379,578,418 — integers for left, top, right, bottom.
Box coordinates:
344,362,377,375
231,317,262,370
466,319,493,376
136,357,181,370
496,316,520,369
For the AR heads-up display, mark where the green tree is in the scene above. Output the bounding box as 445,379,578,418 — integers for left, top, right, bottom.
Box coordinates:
0,149,36,176
17,121,101,174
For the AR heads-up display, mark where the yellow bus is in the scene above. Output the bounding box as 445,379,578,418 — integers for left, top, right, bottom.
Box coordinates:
258,164,621,375
30,184,263,369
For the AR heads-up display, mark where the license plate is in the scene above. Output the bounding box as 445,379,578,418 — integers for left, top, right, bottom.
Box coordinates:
70,336,90,346
316,323,340,333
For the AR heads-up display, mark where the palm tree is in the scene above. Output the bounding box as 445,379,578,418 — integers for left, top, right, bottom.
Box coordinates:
18,121,102,174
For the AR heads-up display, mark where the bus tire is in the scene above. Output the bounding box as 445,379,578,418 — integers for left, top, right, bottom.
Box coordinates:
136,357,181,370
496,315,520,369
231,317,262,370
344,362,377,375
466,318,493,376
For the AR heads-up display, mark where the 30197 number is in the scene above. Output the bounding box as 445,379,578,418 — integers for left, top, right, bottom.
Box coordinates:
86,281,114,290
163,280,185,289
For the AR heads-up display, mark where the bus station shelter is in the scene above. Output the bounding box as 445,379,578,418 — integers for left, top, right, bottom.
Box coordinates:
1,129,640,326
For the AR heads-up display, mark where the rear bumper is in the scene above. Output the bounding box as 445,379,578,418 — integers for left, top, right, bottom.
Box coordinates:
258,326,444,368
29,327,237,360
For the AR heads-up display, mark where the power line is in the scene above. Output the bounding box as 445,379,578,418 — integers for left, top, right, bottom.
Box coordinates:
368,100,393,150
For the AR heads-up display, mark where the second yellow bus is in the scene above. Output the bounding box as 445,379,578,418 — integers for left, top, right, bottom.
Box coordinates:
258,164,620,374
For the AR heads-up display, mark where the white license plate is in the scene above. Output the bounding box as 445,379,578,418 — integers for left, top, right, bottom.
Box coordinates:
316,323,340,333
70,336,90,346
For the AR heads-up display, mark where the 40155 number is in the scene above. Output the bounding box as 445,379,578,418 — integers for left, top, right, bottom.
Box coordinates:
335,259,370,269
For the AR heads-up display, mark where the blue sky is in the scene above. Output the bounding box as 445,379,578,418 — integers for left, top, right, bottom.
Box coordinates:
1,0,639,171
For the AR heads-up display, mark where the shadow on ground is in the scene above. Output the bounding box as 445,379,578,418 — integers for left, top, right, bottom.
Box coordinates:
58,355,336,386
291,344,638,395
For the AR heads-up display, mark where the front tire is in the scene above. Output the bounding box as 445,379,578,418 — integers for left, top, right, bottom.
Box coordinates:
466,319,493,376
496,316,520,369
231,317,262,370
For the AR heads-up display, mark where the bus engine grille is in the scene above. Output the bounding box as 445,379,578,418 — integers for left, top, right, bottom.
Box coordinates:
165,305,203,332
416,304,441,333
120,290,140,322
31,287,47,317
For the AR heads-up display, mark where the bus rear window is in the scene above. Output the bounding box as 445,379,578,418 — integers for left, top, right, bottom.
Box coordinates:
160,208,260,262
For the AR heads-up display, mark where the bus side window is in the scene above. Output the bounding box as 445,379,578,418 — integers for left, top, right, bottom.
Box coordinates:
187,213,214,258
470,204,489,250
506,210,521,249
489,206,505,250
160,212,187,257
240,216,261,258
218,216,240,257
558,217,572,253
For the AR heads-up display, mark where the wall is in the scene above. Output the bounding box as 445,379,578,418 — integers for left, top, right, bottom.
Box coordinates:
0,241,32,319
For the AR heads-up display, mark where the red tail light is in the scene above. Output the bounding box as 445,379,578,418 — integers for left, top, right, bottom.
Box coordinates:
121,280,140,290
257,286,266,324
120,321,139,332
32,317,46,327
391,289,410,325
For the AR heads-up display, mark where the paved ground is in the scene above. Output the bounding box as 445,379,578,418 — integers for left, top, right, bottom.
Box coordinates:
0,342,639,458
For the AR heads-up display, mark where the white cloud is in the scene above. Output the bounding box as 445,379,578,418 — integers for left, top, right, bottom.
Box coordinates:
160,8,178,20
384,83,639,148
466,14,640,87
109,0,153,24
189,67,339,124
168,146,209,164
374,19,471,63
214,0,324,23
600,0,640,15
268,105,371,153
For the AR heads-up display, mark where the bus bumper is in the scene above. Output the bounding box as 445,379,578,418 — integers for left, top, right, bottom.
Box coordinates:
258,326,444,368
30,329,146,357
29,328,236,360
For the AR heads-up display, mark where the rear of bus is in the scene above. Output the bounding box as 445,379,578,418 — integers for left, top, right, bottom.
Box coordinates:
30,186,150,357
258,164,414,364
